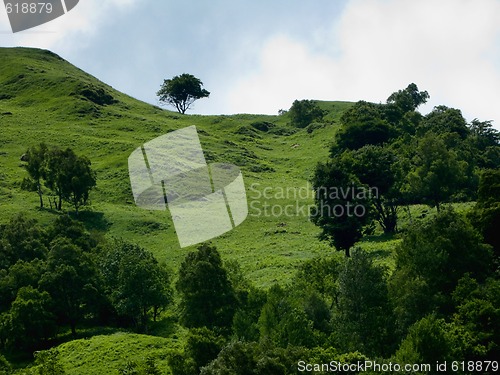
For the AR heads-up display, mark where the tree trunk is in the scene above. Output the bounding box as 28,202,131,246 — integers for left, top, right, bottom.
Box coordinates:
37,182,44,208
345,247,351,257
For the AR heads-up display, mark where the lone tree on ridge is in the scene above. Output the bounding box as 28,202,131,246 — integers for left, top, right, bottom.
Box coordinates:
157,73,210,114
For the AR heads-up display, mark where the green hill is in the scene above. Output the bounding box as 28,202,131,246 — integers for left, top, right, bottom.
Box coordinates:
2,48,495,375
0,47,359,287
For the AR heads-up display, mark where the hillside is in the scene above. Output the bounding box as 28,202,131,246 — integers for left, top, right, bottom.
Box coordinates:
0,47,359,287
2,48,498,375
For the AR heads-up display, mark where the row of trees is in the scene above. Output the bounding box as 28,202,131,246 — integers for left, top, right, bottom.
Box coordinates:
22,144,96,214
0,215,171,352
310,83,500,256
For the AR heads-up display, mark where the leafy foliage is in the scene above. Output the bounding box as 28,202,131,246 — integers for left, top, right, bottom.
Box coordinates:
98,239,172,331
22,144,96,213
288,99,325,128
311,158,370,256
176,244,236,329
390,208,492,334
333,250,394,357
403,133,469,210
157,73,210,114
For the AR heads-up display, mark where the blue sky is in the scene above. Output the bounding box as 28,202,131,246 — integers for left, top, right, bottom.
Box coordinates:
1,0,500,128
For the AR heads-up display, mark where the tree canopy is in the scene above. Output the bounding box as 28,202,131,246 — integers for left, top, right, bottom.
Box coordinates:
157,73,210,114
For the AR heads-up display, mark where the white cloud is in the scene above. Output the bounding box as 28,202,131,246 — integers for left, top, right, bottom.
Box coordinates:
0,0,137,51
226,0,500,127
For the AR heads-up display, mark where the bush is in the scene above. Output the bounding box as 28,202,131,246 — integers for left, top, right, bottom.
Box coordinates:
288,100,325,128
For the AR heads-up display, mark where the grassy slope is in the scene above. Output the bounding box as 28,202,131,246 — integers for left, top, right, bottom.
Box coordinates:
0,47,365,287
0,47,405,373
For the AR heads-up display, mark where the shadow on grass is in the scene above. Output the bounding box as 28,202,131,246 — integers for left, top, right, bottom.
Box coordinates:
148,314,178,338
76,210,113,232
361,232,397,243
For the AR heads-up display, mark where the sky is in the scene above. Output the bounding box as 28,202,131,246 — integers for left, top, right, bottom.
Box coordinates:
1,0,500,129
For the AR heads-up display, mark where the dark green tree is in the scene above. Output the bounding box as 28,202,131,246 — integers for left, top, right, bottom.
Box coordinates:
21,143,48,208
157,73,210,114
23,145,96,213
9,286,56,350
169,327,224,375
200,341,310,375
333,101,396,153
258,284,318,348
64,154,96,215
343,145,402,233
227,261,267,342
418,105,469,139
288,99,325,128
311,159,370,257
39,238,102,336
470,169,500,258
404,132,468,211
333,250,394,357
394,315,454,369
99,240,171,330
0,214,47,270
386,82,429,120
48,215,97,252
451,275,500,361
390,209,492,334
468,119,500,169
0,259,45,313
176,244,236,329
44,147,96,214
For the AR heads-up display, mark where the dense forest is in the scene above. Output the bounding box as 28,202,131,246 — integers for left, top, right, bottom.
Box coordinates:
0,49,499,375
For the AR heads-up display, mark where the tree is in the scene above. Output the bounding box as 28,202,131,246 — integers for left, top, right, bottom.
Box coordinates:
9,286,56,350
343,145,402,233
468,119,500,169
386,83,429,118
332,101,396,153
0,214,47,270
63,154,96,215
157,73,210,114
469,169,500,258
21,143,48,208
311,159,370,257
389,209,492,334
394,315,454,368
39,238,102,336
404,133,468,211
0,259,45,313
333,250,394,357
99,239,171,331
288,99,325,128
418,105,469,139
258,284,317,348
451,275,500,361
176,244,236,329
21,144,96,213
44,147,96,213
